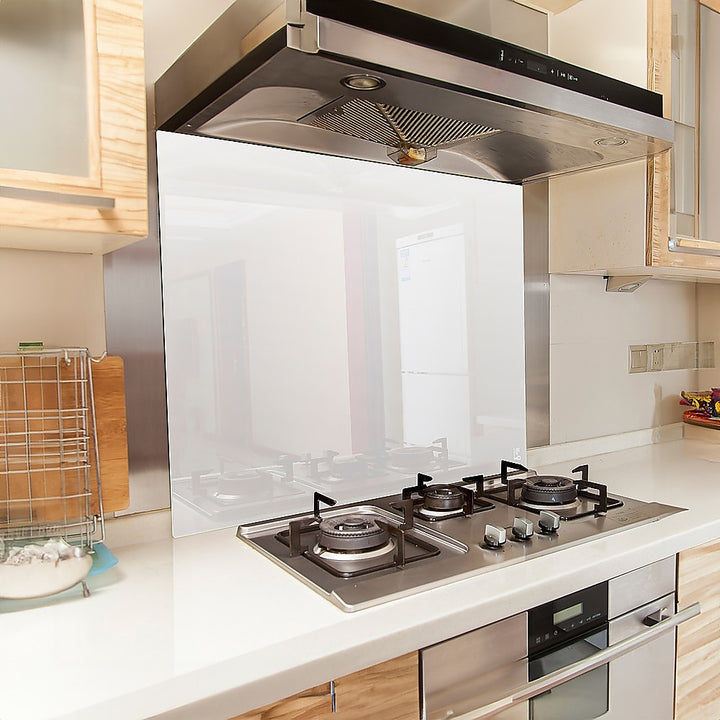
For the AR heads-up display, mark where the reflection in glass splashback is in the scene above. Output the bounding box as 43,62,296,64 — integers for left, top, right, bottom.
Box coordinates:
157,131,526,536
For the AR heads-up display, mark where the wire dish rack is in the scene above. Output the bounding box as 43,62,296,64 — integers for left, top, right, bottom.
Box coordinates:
0,348,104,598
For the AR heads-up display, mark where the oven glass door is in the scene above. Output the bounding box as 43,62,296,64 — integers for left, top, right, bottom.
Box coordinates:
529,627,608,720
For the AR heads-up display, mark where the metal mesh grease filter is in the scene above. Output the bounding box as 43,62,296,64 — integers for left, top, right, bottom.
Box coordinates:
307,97,499,150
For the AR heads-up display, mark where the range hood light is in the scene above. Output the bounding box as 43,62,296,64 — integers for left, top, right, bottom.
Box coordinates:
595,136,628,147
387,145,437,167
341,74,386,91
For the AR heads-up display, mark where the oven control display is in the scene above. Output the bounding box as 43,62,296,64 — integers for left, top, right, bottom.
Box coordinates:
528,581,608,655
553,602,583,627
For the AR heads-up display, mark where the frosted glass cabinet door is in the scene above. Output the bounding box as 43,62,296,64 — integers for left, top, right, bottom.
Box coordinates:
698,4,720,246
670,0,697,236
0,0,98,183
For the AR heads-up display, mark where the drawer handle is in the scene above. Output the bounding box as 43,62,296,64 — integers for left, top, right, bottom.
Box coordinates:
643,607,670,626
447,602,701,720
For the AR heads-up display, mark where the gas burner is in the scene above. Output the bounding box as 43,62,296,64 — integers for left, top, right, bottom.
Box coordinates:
397,474,494,521
521,475,578,506
318,514,390,552
416,485,470,521
479,461,624,520
520,498,579,512
311,539,397,570
274,493,442,578
423,485,467,510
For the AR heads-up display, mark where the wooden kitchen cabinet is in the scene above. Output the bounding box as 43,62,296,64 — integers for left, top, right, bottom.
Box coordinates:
549,0,720,279
230,653,420,720
646,0,720,272
0,0,148,254
675,539,720,720
333,653,420,720
229,682,335,720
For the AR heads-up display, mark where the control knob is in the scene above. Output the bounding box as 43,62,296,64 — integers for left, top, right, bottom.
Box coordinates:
512,517,534,541
484,524,506,549
539,510,561,535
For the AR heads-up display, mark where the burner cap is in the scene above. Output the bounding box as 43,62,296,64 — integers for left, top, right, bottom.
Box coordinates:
521,475,577,505
318,514,390,552
423,485,465,511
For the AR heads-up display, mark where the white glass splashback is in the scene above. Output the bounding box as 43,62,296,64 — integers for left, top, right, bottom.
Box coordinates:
157,131,526,537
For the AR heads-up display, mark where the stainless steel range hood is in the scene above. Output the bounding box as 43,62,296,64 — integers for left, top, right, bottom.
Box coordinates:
155,0,673,184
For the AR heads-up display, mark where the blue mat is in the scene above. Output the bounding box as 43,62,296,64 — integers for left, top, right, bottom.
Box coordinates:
88,543,118,577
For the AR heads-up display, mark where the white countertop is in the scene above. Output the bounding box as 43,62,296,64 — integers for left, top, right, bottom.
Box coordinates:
2,437,720,720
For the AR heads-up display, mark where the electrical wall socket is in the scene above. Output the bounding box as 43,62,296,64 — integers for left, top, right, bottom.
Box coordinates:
629,341,716,373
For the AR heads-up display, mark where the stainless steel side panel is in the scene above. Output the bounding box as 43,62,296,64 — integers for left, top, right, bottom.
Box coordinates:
421,613,528,720
522,181,550,449
608,555,676,619
103,235,171,515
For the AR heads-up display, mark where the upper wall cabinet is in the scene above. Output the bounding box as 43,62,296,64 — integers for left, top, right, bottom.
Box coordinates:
549,0,720,279
650,0,720,270
0,0,148,254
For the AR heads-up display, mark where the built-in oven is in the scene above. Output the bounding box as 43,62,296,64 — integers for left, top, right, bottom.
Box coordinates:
421,557,701,720
528,581,609,720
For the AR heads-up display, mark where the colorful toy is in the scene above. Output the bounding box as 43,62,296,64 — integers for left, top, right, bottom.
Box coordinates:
680,389,720,418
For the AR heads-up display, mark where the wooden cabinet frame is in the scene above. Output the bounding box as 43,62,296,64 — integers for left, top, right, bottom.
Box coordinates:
647,0,720,271
0,0,148,253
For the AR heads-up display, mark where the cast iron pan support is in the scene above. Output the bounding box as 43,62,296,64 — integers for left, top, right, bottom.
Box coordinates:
501,460,529,506
288,492,337,557
378,498,414,568
463,474,486,514
572,464,608,515
401,473,433,500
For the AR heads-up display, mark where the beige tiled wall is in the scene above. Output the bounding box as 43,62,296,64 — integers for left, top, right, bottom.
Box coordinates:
697,284,720,390
550,275,698,444
0,248,106,355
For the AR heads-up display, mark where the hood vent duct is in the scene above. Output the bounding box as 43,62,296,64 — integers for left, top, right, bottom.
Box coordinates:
155,0,673,184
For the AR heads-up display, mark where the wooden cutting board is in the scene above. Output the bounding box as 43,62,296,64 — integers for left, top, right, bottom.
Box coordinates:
0,353,129,524
90,355,129,513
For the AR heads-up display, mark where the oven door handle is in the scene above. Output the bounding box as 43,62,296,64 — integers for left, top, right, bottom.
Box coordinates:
449,602,701,720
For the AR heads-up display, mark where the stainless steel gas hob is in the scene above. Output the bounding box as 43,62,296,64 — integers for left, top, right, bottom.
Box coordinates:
237,461,684,611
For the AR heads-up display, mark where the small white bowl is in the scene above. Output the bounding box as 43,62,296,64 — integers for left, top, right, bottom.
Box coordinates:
0,551,93,599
